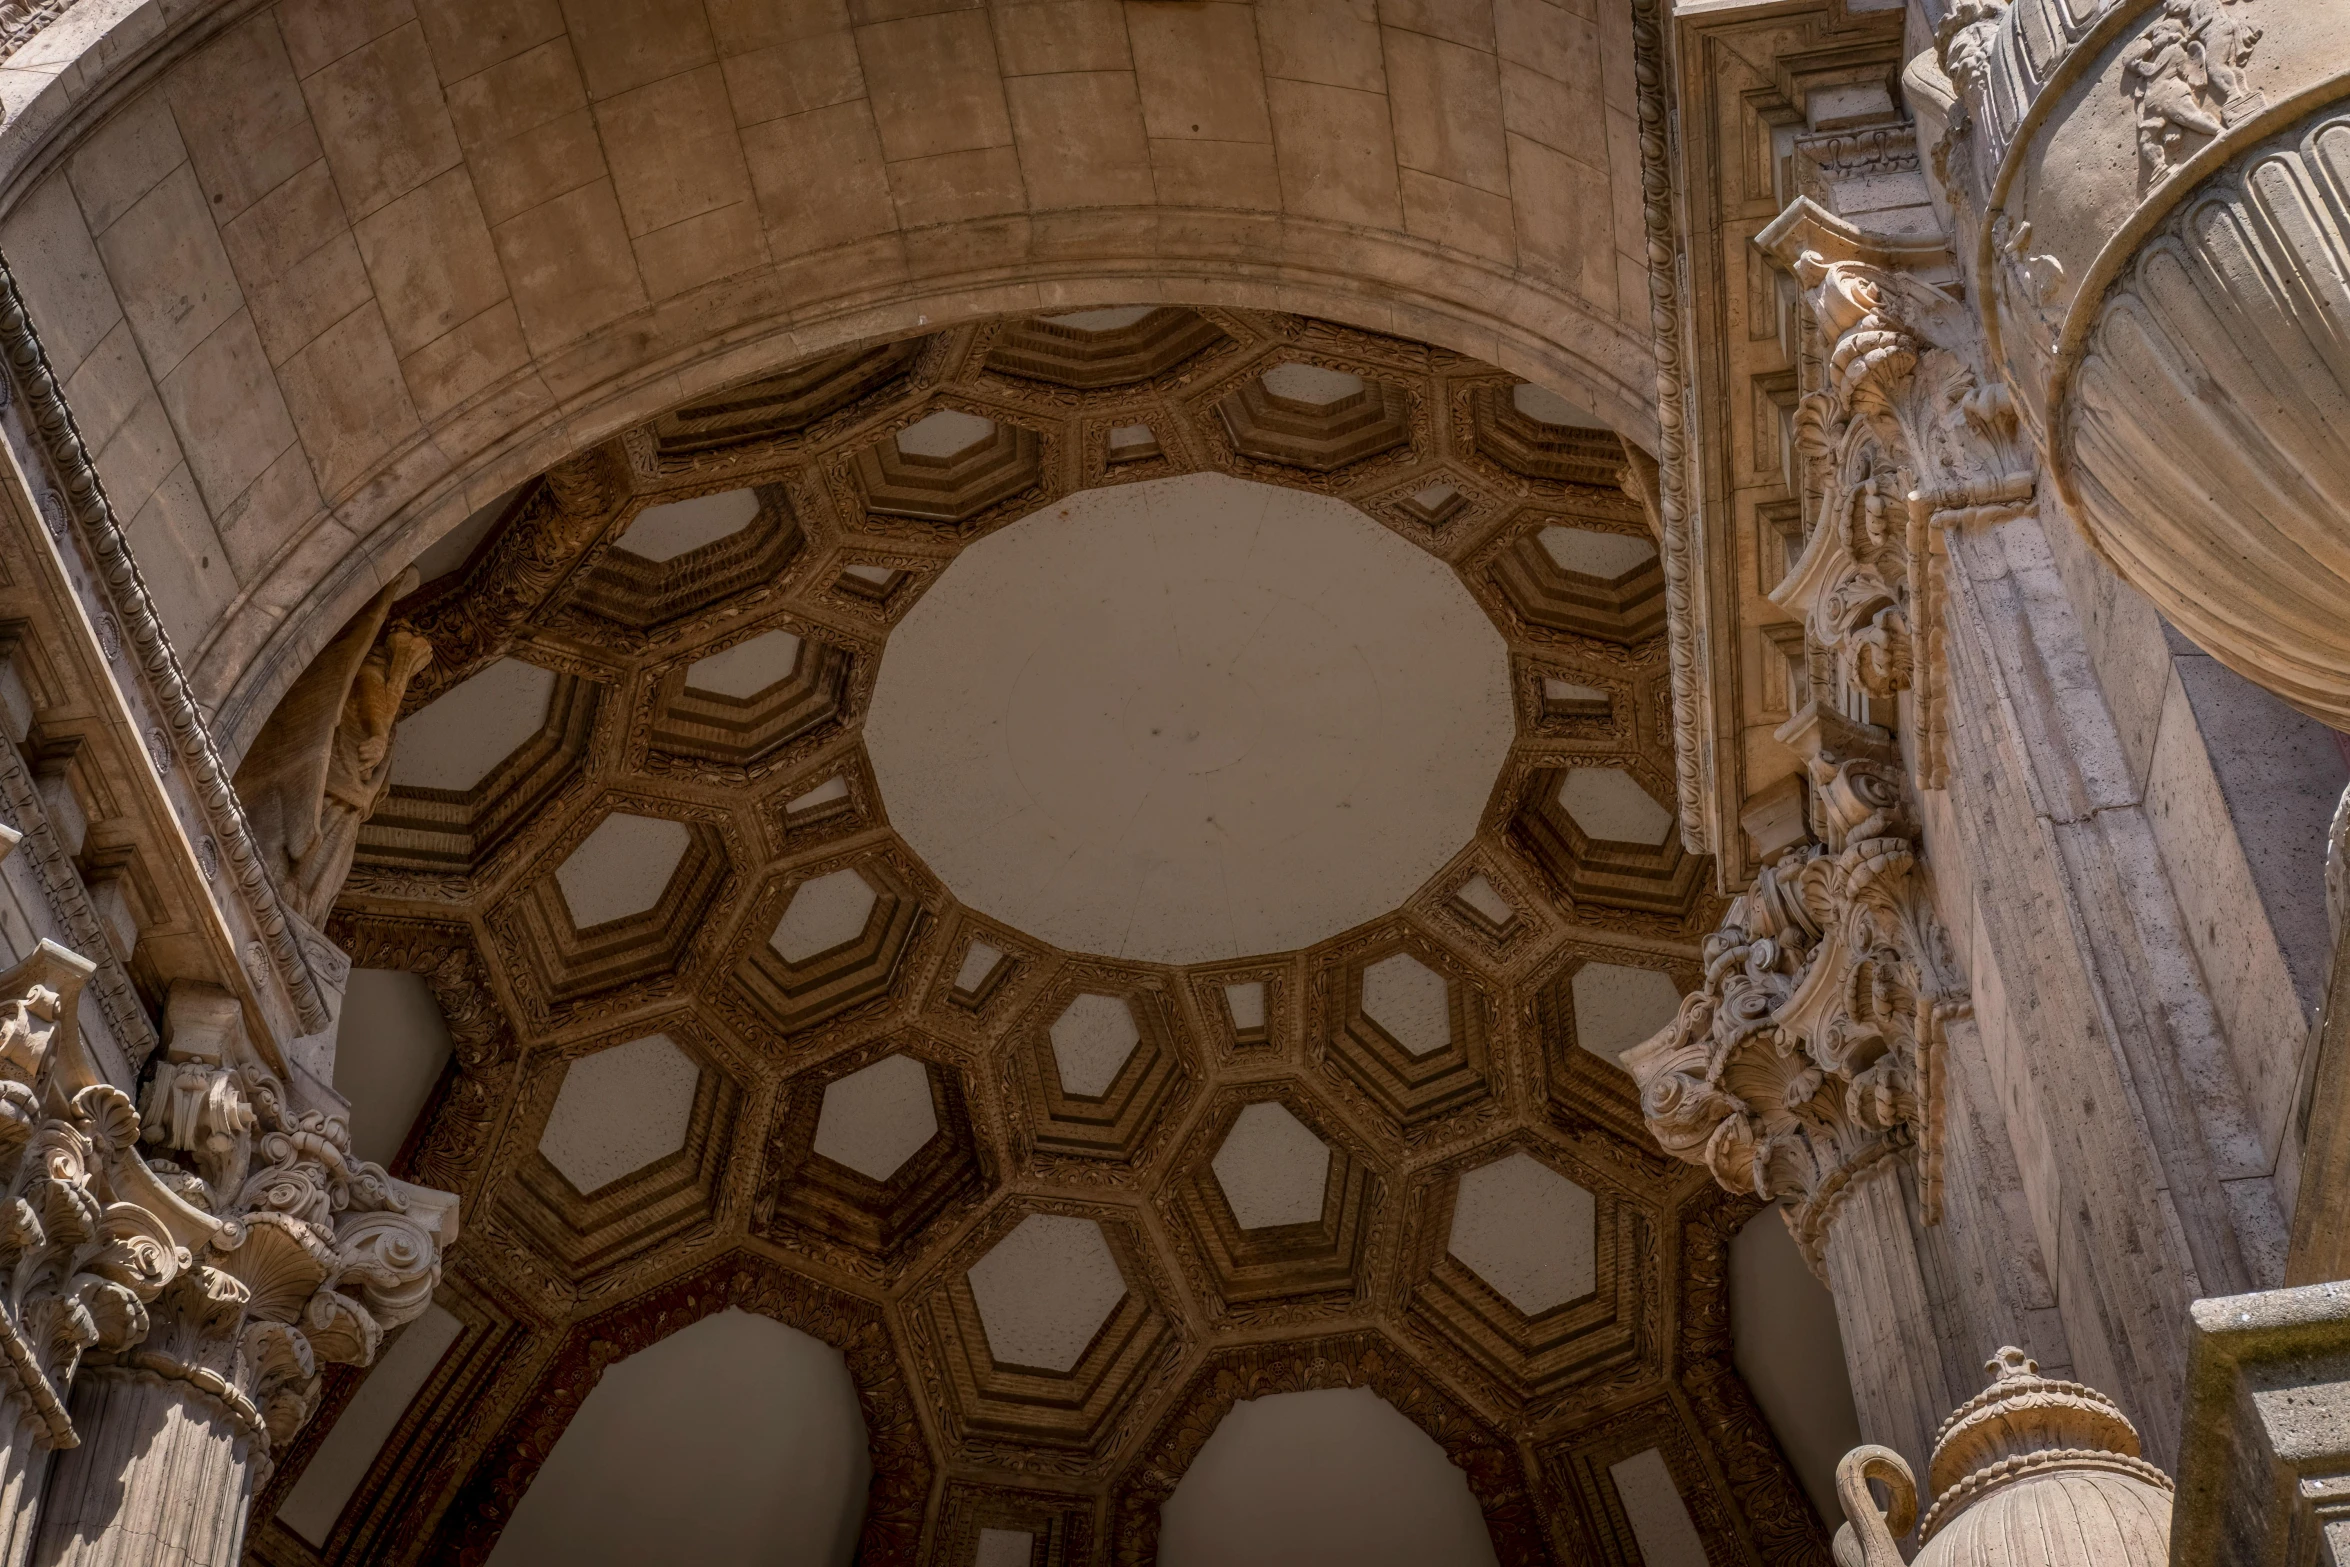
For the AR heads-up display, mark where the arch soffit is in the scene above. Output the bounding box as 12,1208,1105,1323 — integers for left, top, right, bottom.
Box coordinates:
0,0,1659,764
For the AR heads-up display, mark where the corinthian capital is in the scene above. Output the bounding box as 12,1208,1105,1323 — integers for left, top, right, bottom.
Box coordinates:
1623,708,1970,1272
122,986,456,1460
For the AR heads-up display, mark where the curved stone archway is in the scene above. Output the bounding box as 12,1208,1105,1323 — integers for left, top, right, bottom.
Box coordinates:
0,0,1657,764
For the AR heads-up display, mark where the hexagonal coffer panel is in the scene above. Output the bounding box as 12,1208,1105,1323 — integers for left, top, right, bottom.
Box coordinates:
502,1030,740,1278
1469,383,1629,488
1511,766,1707,919
729,858,928,1037
984,307,1231,389
1489,522,1665,646
1405,1146,1649,1408
365,658,601,877
1316,938,1492,1137
568,483,805,631
911,1207,1181,1466
641,338,925,471
758,1043,988,1273
1006,983,1191,1176
852,407,1044,531
1160,1089,1383,1324
1216,362,1411,475
646,625,855,771
1533,953,1691,1148
495,806,729,1009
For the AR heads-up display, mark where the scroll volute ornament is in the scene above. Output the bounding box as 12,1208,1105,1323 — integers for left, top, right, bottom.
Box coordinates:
1834,1349,2173,1567
0,941,199,1447
132,987,457,1455
1623,704,1970,1271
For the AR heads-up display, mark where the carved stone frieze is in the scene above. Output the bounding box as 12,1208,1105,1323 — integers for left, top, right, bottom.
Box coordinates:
1624,706,1969,1270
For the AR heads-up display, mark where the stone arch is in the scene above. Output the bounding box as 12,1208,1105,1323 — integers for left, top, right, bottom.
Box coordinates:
1108,1329,1555,1566
427,1250,933,1567
0,0,1658,763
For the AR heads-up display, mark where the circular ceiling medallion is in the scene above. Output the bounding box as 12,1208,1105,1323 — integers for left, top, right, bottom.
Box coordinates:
866,473,1514,965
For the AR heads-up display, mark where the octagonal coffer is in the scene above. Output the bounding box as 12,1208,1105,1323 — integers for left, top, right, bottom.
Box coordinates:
539,1033,700,1193
1510,765,1707,919
1489,520,1665,646
569,483,806,631
504,1029,741,1278
730,858,928,1037
758,1044,987,1271
986,307,1232,389
1212,1103,1329,1229
647,624,855,771
1006,982,1191,1174
1319,939,1492,1136
1403,1143,1649,1407
1161,1087,1385,1325
1470,382,1628,488
911,1205,1181,1465
498,805,729,1008
852,406,1044,530
1217,361,1411,474
642,338,926,471
1448,1151,1596,1315
969,1214,1128,1372
365,657,601,876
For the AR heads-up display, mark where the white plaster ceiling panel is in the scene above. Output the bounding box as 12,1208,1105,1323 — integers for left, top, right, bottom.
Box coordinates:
812,1054,939,1181
1447,1151,1596,1314
555,813,691,928
1556,767,1675,845
387,658,555,791
539,1034,700,1192
954,940,1006,992
1544,677,1607,703
1049,994,1141,1096
866,474,1513,965
617,488,761,562
896,409,996,459
770,870,879,962
1608,1448,1708,1567
1211,1102,1330,1228
1156,1387,1502,1567
1454,874,1514,925
686,630,803,699
976,1530,1036,1567
1260,362,1365,404
1572,963,1685,1063
1538,526,1655,578
1512,382,1606,429
966,1213,1127,1372
1223,981,1266,1031
785,775,850,816
486,1309,871,1567
1361,952,1451,1058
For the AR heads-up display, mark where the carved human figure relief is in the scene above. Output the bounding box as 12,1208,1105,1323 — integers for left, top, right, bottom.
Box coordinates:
234,573,432,927
2126,0,2263,187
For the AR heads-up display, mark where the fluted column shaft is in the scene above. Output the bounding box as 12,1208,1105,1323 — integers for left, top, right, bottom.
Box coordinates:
1817,1158,1965,1483
31,1371,255,1567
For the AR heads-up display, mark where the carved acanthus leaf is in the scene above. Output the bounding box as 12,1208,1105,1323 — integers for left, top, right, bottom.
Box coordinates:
1624,708,1969,1274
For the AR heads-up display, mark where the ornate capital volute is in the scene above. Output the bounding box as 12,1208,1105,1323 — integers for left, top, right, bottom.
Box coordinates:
1624,707,1971,1275
0,942,199,1449
114,983,458,1463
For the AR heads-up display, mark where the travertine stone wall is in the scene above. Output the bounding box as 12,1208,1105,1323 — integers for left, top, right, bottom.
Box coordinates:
0,0,1657,771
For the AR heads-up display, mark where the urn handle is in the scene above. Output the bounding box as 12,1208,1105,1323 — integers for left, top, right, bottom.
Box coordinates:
1832,1443,1917,1567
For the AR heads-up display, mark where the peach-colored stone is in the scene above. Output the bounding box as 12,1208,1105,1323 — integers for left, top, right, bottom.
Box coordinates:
301,22,463,220
1006,72,1152,211
595,64,755,236
858,11,1014,162
490,179,648,351
1268,79,1401,227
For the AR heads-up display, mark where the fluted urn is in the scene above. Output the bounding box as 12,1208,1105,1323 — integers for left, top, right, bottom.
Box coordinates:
1833,1349,2172,1567
1950,0,2350,728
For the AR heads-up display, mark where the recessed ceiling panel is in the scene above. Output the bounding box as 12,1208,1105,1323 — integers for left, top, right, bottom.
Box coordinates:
865,473,1512,964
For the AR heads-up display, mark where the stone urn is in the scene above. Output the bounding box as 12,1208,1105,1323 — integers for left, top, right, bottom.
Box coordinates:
1833,1348,2174,1567
1947,0,2350,729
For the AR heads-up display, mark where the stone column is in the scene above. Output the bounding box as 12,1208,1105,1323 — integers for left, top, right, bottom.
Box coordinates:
1628,705,1975,1478
21,985,454,1567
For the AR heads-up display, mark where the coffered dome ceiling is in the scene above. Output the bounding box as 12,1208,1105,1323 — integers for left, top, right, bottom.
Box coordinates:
279,305,1842,1567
